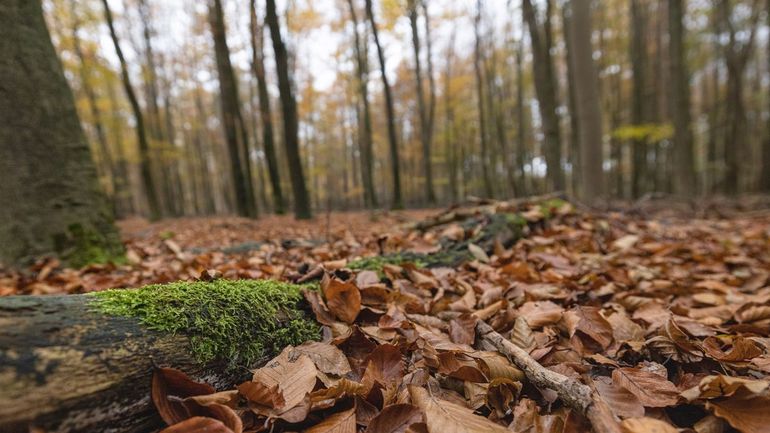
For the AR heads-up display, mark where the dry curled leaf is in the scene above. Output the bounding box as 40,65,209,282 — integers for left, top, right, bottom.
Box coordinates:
620,417,678,433
303,407,356,433
364,404,424,433
152,367,216,426
159,417,235,433
323,275,362,324
239,347,318,413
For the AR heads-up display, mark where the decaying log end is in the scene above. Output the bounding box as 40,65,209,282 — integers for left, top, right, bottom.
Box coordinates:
0,280,320,433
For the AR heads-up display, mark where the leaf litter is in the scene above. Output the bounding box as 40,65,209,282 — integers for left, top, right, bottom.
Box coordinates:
7,200,770,432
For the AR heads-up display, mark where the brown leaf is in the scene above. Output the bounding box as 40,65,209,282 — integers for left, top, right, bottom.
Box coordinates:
510,316,536,353
612,367,678,407
518,301,564,328
449,313,477,345
562,306,614,350
680,375,769,401
364,404,424,433
295,341,352,376
702,336,763,362
303,407,356,433
707,396,770,433
364,344,405,386
620,417,678,433
323,275,362,324
159,417,234,433
152,367,216,425
408,385,508,433
593,377,644,419
239,348,318,412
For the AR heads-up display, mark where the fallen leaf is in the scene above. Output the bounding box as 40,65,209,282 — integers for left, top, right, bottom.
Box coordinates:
408,385,508,433
364,404,424,433
295,341,352,376
620,417,678,433
593,377,644,419
152,367,215,425
612,367,678,407
159,417,234,433
304,407,356,433
239,348,318,412
323,275,362,324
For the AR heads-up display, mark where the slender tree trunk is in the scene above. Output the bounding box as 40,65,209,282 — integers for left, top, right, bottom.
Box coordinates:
562,4,580,197
423,0,438,201
473,0,494,198
629,0,648,198
718,0,760,195
568,0,604,202
444,29,458,203
522,0,563,191
668,0,696,196
101,0,160,220
0,0,123,266
762,0,770,191
69,0,114,198
265,0,312,219
346,0,378,208
250,0,285,214
408,0,435,204
365,0,403,209
515,38,529,195
209,0,258,218
106,79,134,217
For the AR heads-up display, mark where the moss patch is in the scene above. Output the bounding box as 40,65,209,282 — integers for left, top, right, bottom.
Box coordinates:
88,279,320,367
348,253,428,273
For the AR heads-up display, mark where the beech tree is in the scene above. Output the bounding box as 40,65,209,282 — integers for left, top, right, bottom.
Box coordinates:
0,0,122,266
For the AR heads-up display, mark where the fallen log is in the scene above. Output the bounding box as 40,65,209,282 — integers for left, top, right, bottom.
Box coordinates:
0,280,319,433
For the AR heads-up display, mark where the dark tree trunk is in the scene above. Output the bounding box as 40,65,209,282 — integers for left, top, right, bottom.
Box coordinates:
562,4,580,197
250,0,286,214
630,0,648,198
0,0,122,267
444,29,458,203
473,0,494,198
366,0,403,209
568,0,604,203
668,0,697,196
265,0,312,219
522,0,563,192
408,0,436,204
515,38,529,195
763,0,770,191
346,0,378,208
102,0,160,220
210,0,258,218
423,0,438,201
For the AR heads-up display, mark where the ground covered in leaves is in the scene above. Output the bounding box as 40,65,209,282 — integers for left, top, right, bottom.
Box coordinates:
5,200,770,432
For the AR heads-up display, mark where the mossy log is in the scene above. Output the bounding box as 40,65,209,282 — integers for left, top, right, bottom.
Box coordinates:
0,280,319,433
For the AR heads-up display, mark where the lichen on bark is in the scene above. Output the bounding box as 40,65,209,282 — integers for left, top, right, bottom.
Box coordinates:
89,279,320,367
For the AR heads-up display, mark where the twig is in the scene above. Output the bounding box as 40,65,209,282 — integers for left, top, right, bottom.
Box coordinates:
475,320,621,433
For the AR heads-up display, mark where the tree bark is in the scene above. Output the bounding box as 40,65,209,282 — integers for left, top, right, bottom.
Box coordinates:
250,0,286,214
102,0,160,220
265,0,313,219
473,0,494,198
366,0,403,209
568,0,605,202
0,0,122,267
522,0,563,192
763,0,770,192
346,0,378,209
409,0,436,204
668,0,697,197
630,0,648,198
423,0,438,201
209,0,258,218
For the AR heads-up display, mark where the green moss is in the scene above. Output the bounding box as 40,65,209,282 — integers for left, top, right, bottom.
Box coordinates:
538,198,568,218
53,223,125,268
348,253,428,274
88,279,320,367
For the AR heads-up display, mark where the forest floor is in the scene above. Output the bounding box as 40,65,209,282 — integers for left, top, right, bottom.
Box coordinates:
3,198,770,432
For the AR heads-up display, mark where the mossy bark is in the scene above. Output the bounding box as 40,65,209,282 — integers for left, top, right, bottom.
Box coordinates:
0,0,123,267
0,281,318,433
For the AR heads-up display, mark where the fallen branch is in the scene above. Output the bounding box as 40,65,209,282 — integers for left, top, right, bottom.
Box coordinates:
475,320,621,433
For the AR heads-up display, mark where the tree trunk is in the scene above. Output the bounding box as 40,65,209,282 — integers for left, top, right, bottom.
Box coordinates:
365,0,403,209
409,0,436,204
102,0,160,220
568,0,604,202
522,0,563,192
473,0,494,198
515,38,529,195
69,0,115,198
629,0,648,198
265,0,312,219
762,0,770,192
250,0,286,214
0,0,122,267
562,4,580,197
346,0,378,208
423,0,438,201
444,29,458,203
210,0,258,218
668,0,696,197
